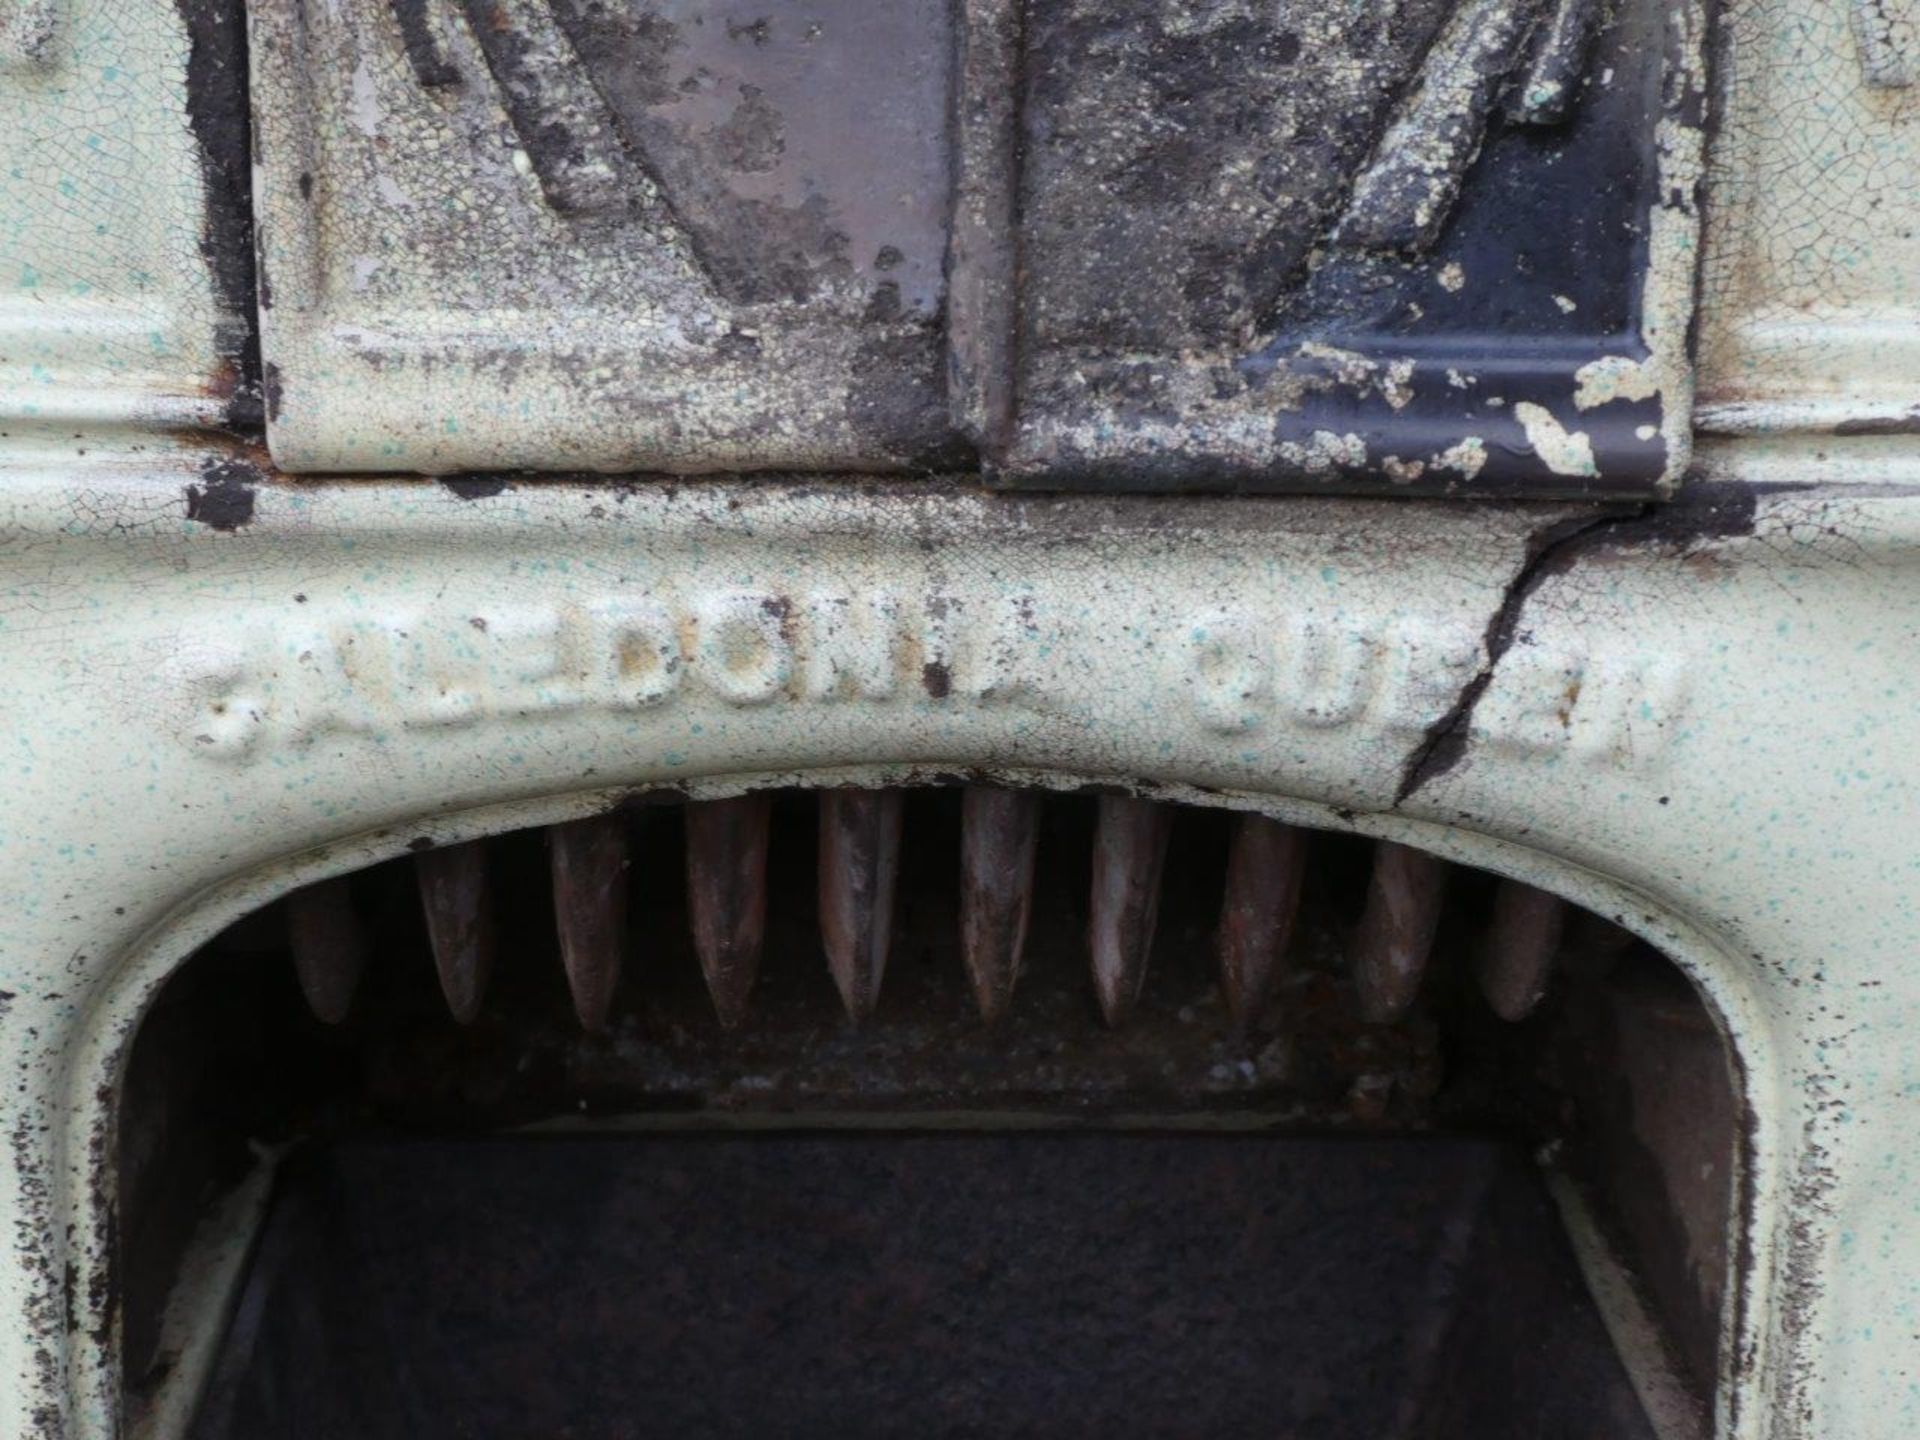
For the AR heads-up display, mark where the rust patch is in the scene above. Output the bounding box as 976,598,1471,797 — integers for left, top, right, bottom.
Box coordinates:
958,786,1043,1023
184,457,261,531
1832,409,1920,436
818,788,906,1023
686,795,773,1029
440,475,512,501
175,0,262,424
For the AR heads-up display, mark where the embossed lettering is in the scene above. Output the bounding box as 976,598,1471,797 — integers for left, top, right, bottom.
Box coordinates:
586,598,681,709
799,592,903,702
1177,604,1686,771
691,591,791,705
1188,607,1271,735
1277,614,1378,728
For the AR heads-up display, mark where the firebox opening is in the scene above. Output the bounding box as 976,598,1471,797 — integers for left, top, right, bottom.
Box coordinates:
116,786,1738,1438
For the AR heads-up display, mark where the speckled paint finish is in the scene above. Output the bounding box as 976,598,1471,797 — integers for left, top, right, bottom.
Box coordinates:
0,461,1913,1437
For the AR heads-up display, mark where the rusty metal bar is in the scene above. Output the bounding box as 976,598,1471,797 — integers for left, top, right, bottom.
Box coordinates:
685,794,772,1029
1216,814,1307,1029
1350,840,1448,1022
286,875,367,1024
415,841,496,1024
1475,879,1566,1021
959,786,1041,1023
549,813,630,1033
818,789,905,1024
1088,795,1173,1027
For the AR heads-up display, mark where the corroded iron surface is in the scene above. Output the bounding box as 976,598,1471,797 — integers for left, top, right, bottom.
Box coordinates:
1216,812,1306,1028
1350,839,1449,1022
250,0,960,472
285,876,367,1024
818,787,906,1024
986,0,1708,493
1087,795,1173,1027
1475,877,1566,1021
277,786,1589,1052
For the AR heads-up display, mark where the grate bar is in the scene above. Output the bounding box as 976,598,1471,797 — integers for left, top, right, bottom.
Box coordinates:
685,795,773,1029
818,788,906,1025
283,790,1593,1034
1087,795,1174,1028
1476,878,1566,1021
414,841,496,1025
1350,840,1449,1022
1216,814,1307,1030
286,876,367,1025
549,814,631,1033
958,786,1042,1024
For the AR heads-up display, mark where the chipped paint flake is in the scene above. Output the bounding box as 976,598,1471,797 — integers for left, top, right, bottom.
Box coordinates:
1296,344,1417,410
1514,402,1598,477
348,56,383,139
1574,354,1659,411
1430,436,1488,478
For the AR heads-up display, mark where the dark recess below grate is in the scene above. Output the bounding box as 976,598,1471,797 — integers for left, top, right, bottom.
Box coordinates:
189,1133,1654,1439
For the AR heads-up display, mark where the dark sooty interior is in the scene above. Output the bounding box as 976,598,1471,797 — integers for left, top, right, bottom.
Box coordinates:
117,786,1739,1437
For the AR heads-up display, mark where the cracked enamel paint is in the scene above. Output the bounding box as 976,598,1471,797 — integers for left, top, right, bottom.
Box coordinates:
0,0,250,436
2,0,1920,1435
1697,0,1920,436
0,467,1916,1439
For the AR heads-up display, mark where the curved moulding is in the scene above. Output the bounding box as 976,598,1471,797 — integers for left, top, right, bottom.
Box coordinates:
0,466,1916,1438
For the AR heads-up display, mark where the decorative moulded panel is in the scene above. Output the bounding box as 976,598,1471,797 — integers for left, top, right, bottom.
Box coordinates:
1696,0,1920,437
0,0,253,433
253,0,1713,493
250,0,962,473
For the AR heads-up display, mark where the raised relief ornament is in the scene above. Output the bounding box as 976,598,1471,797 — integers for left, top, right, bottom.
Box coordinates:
251,0,1711,492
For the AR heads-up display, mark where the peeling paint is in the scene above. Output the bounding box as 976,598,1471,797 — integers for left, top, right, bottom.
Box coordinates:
1430,436,1489,479
1577,355,1661,411
1516,402,1600,477
236,0,1708,494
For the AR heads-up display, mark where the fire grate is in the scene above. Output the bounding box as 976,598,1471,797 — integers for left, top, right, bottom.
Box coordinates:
120,786,1733,1440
